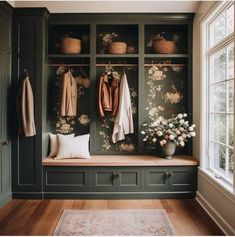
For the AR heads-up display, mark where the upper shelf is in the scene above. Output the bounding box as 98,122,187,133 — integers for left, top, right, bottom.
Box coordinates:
144,54,188,58
48,54,90,58
96,54,139,58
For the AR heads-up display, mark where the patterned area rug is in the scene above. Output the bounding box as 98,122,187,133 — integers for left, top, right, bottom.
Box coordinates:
53,209,175,236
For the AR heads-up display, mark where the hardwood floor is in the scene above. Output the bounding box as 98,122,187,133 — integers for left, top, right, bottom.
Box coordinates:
0,199,224,236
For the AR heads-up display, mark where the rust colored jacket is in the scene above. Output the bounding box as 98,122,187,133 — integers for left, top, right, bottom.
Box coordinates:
60,70,77,116
98,74,119,117
17,76,36,137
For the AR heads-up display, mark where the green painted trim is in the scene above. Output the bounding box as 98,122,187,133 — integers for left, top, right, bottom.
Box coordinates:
0,192,12,208
49,13,194,25
43,191,196,199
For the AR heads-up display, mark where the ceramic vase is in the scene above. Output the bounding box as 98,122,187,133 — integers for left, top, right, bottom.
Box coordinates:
162,141,176,159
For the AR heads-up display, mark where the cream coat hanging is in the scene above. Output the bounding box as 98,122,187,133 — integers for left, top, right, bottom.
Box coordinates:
112,73,134,143
17,76,36,137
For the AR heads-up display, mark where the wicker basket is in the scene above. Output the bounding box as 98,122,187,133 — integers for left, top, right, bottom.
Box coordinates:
106,42,127,54
152,38,177,54
60,37,81,54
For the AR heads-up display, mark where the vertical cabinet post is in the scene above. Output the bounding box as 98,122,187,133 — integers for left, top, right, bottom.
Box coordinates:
11,8,49,198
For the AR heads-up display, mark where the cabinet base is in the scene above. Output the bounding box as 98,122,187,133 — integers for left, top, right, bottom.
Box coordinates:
12,192,43,199
43,191,196,199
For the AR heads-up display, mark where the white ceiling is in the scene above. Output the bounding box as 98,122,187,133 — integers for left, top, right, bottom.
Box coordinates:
7,1,200,13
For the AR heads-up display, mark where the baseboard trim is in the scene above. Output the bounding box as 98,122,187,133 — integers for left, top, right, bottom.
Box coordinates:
43,191,196,199
0,192,12,208
12,192,43,199
196,191,235,235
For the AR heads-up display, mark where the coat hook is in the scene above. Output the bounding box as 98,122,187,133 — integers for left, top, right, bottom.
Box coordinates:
24,69,29,77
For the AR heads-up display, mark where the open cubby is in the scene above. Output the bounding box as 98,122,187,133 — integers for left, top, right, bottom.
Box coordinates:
96,25,139,54
47,57,90,136
95,58,138,154
145,25,188,54
48,25,90,55
143,57,190,154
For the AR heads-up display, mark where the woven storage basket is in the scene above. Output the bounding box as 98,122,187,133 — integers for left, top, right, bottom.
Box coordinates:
106,42,127,54
152,38,177,54
60,37,81,54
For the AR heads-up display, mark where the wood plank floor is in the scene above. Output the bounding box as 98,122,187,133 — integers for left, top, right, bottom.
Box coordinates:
0,199,224,236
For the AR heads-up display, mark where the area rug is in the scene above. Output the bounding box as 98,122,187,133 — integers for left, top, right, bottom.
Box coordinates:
53,209,175,236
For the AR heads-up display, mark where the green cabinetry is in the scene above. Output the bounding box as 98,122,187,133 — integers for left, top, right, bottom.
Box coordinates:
11,8,49,198
92,167,142,192
43,164,197,199
0,2,13,207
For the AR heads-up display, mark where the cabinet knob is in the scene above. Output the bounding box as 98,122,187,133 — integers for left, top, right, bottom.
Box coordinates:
116,172,120,178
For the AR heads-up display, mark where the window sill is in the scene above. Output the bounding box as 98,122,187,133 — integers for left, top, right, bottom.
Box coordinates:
198,168,235,204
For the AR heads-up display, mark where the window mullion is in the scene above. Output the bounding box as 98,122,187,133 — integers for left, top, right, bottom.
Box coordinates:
225,46,229,177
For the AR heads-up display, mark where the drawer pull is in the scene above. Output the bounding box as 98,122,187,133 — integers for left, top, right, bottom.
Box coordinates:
165,172,172,177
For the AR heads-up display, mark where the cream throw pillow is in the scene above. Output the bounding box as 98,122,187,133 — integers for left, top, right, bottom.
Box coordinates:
55,134,90,159
49,133,74,157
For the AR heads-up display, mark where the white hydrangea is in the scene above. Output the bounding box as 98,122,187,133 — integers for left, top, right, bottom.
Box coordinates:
188,126,194,131
178,114,183,119
169,134,174,140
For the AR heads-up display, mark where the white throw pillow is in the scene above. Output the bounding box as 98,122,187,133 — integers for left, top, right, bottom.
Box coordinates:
48,133,74,157
55,134,91,159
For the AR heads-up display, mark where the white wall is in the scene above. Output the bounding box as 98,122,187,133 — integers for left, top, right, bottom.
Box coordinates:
9,1,199,13
193,1,235,235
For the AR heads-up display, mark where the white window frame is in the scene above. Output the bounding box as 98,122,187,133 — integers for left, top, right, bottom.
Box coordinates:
200,1,235,190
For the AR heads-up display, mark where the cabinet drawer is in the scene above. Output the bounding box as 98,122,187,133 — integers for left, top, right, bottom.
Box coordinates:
168,167,197,191
43,167,90,192
145,167,168,191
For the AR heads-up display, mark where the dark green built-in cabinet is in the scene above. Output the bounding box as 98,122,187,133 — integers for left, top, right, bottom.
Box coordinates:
0,3,196,200
0,2,13,207
11,8,49,198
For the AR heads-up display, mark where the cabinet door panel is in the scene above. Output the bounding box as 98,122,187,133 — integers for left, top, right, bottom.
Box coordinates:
44,167,90,192
145,168,168,191
92,168,116,191
168,167,197,191
117,168,142,191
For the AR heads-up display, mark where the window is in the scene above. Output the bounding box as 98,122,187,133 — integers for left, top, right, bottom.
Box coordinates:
202,2,234,186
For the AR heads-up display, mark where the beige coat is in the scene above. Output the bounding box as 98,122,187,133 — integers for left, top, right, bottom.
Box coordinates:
60,70,77,116
112,73,134,143
18,76,36,137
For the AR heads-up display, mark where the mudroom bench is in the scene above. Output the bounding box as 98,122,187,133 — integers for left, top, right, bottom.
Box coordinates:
42,156,199,199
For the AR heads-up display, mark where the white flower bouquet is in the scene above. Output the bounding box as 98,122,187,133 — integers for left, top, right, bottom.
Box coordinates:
141,113,196,147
